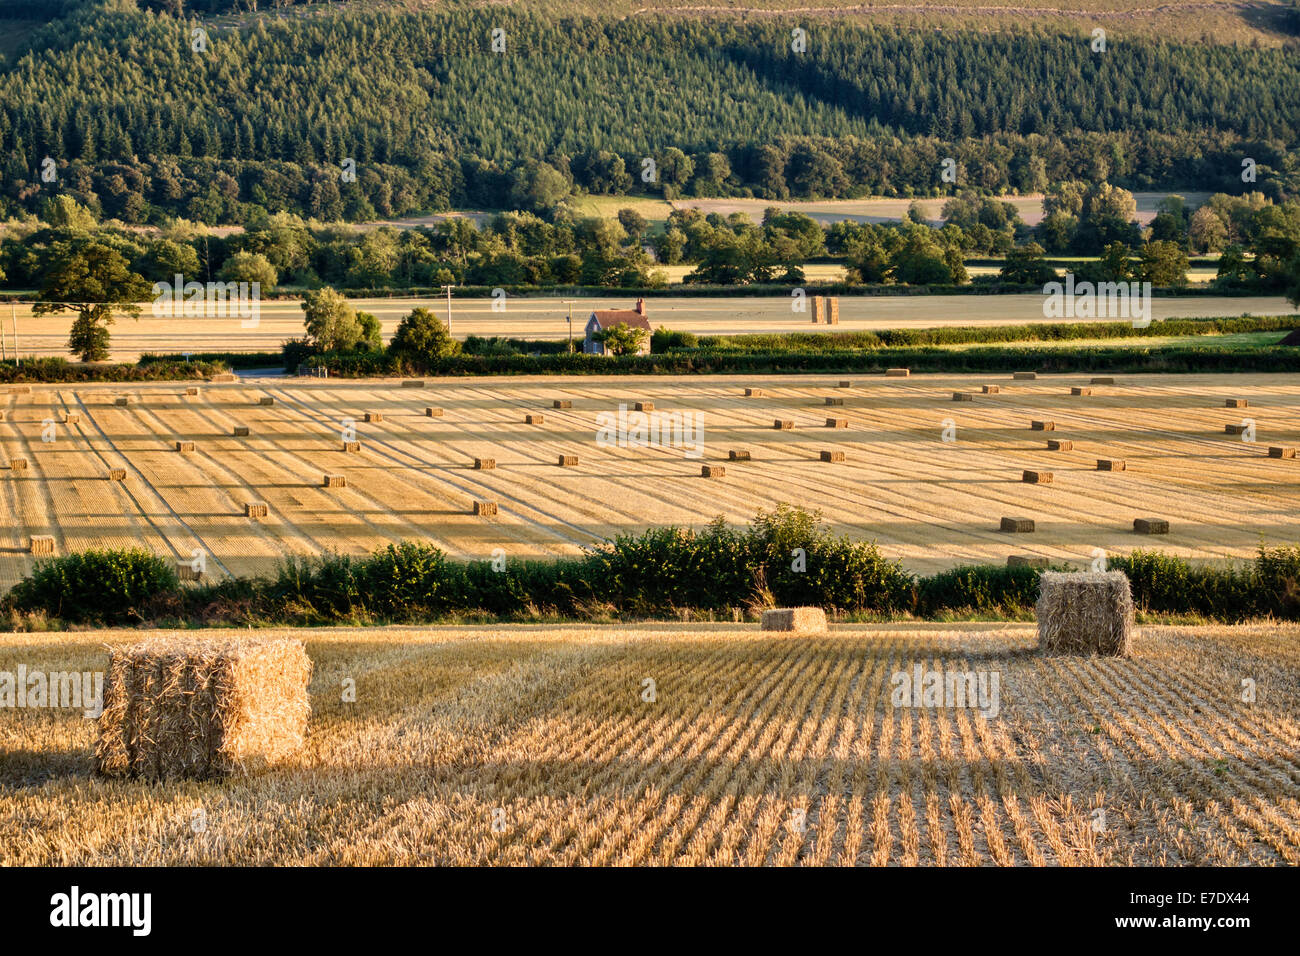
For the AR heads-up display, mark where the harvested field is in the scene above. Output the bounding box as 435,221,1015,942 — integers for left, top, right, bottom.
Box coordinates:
2,621,1298,866
3,294,1291,361
0,372,1297,585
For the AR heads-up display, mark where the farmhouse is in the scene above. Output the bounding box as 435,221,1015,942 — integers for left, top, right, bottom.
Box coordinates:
583,299,653,356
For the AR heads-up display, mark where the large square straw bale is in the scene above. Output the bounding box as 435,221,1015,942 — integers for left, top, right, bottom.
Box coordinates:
760,607,827,633
1035,571,1134,656
95,638,312,780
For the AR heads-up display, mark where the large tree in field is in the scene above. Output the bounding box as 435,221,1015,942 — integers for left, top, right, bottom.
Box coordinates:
301,286,361,352
34,240,151,362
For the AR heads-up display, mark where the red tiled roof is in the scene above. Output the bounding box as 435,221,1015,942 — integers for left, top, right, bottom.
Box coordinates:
590,310,652,331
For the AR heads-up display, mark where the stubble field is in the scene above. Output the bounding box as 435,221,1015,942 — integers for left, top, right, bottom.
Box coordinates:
1,371,1297,588
3,294,1291,361
2,621,1297,865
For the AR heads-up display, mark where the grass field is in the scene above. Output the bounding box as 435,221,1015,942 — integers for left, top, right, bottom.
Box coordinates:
3,620,1297,865
3,294,1291,362
2,372,1297,587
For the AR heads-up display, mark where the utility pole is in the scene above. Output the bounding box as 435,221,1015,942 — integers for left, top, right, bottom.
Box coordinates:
440,284,455,335
562,299,578,353
10,302,17,367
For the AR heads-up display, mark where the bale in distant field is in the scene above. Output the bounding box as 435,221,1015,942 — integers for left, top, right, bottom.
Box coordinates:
825,397,843,406
364,412,383,423
322,474,346,488
1225,398,1248,408
1097,459,1126,471
342,441,361,453
773,419,793,430
1225,423,1249,435
258,397,274,406
557,454,578,466
28,535,55,555
63,413,80,425
94,637,312,780
402,380,425,388
1046,439,1073,451
1070,386,1092,396
744,388,764,396
760,607,827,633
553,400,572,409
174,441,196,453
525,414,543,424
885,368,910,377
233,426,250,437
185,387,201,397
1133,517,1170,534
952,391,974,401
473,500,498,516
10,458,29,472
108,468,127,481
982,385,1000,394
210,373,238,383
819,450,845,462
837,381,852,388
1269,446,1297,459
425,407,444,417
1007,555,1050,568
701,465,724,477
1036,571,1134,656
114,397,130,407
1031,420,1055,431
729,449,751,461
474,458,496,470
825,417,847,428
1001,516,1035,532
1013,372,1037,380
1091,377,1115,385
244,502,269,519
635,401,654,412
176,561,202,582
1022,470,1052,484
9,385,32,394
0,411,5,421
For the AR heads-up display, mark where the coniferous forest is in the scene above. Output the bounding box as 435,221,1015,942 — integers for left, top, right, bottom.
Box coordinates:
0,3,1297,224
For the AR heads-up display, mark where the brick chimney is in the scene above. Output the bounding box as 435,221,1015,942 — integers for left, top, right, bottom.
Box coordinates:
635,298,646,316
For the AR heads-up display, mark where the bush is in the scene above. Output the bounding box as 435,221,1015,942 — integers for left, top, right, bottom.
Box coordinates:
4,549,178,624
916,564,1043,615
651,328,699,353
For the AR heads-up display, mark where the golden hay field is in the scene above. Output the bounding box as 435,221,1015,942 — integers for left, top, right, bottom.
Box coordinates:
2,371,1300,582
3,294,1291,361
2,621,1298,866
1,372,1297,586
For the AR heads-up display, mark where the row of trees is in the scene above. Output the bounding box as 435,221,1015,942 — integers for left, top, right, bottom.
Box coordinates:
2,7,1298,223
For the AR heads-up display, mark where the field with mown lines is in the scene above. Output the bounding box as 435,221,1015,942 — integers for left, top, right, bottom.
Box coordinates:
1,372,1298,586
2,622,1297,866
4,294,1292,360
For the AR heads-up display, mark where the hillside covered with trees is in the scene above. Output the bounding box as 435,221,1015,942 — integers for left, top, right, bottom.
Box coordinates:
0,3,1297,224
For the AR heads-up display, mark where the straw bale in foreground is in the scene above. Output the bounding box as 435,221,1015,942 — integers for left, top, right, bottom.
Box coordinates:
95,638,312,780
1036,571,1134,656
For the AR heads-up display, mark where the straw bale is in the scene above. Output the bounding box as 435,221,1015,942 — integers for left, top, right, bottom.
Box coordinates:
1036,571,1134,656
94,638,312,780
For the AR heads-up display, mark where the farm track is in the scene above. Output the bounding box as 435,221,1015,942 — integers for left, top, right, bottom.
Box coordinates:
2,621,1296,866
1,372,1297,587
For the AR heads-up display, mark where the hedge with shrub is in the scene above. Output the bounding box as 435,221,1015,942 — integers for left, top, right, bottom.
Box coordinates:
5,509,1298,628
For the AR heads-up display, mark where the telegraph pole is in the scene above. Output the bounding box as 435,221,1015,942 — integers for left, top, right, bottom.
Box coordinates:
440,284,455,335
562,299,577,353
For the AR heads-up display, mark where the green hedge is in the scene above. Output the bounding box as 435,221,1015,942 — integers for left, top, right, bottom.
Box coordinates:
0,357,222,383
6,548,179,624
6,513,1298,628
305,343,1300,377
